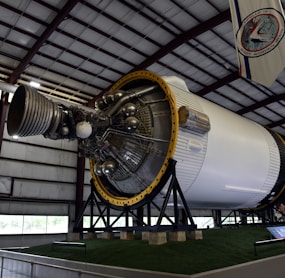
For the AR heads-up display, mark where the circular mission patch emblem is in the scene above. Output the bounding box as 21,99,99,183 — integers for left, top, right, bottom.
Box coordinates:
236,8,285,57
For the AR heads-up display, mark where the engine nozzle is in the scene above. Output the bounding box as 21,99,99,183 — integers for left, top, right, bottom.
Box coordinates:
7,85,62,137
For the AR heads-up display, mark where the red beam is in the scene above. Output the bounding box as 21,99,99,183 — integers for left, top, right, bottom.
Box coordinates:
0,93,9,154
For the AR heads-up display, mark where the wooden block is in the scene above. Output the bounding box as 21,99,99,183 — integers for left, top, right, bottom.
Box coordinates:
101,232,114,240
148,232,167,245
120,231,134,240
189,230,203,240
67,233,80,241
169,231,186,242
141,231,149,241
84,232,97,239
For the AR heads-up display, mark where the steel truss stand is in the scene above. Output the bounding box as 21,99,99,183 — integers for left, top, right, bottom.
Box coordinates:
73,158,197,233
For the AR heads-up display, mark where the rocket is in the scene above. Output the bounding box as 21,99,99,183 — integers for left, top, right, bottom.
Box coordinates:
7,71,285,211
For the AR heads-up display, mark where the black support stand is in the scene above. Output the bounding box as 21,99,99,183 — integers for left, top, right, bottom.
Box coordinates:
73,159,197,233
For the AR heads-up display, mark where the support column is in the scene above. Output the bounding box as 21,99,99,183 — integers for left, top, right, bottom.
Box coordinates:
74,155,85,233
0,93,9,154
213,209,222,227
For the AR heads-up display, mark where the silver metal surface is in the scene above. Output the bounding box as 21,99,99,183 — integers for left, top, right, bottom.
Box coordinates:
7,86,60,137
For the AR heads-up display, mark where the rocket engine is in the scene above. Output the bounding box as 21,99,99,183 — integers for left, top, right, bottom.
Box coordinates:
7,71,285,211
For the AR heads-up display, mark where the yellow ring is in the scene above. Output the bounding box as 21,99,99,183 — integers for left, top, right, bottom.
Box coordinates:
90,70,178,207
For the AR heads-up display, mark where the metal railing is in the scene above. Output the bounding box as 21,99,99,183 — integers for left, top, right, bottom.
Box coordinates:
0,255,122,278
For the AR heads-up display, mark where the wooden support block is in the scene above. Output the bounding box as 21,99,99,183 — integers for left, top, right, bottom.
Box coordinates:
84,232,97,240
101,232,114,240
169,231,186,242
120,231,134,240
189,230,203,240
141,231,149,241
148,232,167,245
67,233,80,241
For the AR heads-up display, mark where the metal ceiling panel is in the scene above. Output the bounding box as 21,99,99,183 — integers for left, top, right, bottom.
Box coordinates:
0,54,18,70
0,6,20,26
244,112,271,126
39,44,63,59
47,31,75,49
229,80,271,102
210,0,231,11
7,29,35,49
255,107,283,122
205,91,242,111
267,103,285,118
17,20,44,39
42,0,68,10
0,0,285,135
24,1,57,23
0,41,27,60
59,19,87,38
179,0,218,21
217,86,255,107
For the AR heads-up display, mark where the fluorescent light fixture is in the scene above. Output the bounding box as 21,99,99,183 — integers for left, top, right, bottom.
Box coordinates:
12,135,19,139
30,81,40,88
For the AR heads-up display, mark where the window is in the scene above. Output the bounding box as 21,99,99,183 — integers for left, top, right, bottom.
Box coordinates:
84,216,214,229
0,215,68,235
83,216,133,228
193,217,214,229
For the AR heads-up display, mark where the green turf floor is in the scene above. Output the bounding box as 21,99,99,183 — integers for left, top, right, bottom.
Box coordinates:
21,227,285,275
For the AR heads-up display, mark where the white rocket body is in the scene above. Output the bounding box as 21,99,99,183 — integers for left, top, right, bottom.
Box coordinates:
166,76,280,209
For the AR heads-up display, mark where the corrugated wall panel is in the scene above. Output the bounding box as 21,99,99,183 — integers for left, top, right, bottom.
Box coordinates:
0,159,76,183
12,179,75,200
3,127,78,151
1,141,78,168
0,201,69,215
0,124,78,217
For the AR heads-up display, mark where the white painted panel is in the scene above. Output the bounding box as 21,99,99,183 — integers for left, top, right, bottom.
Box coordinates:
0,160,76,183
1,141,77,168
12,179,75,200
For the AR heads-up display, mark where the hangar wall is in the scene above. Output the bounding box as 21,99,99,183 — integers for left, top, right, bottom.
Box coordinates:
0,124,92,247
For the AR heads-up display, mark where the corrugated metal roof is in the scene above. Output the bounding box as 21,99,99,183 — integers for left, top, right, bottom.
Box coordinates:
1,0,285,135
